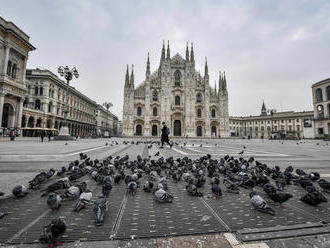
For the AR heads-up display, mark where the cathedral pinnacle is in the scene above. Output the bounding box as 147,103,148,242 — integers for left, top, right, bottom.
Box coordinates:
204,56,209,78
146,53,150,78
223,71,227,91
161,40,165,61
185,42,189,62
130,64,134,86
166,40,170,60
125,64,129,87
190,42,194,63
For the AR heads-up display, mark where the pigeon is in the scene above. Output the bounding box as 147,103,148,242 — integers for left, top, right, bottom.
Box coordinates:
211,183,222,197
41,177,71,197
186,183,203,197
318,179,330,193
250,189,275,215
0,212,6,219
143,181,154,193
46,169,55,178
263,183,276,195
114,173,122,184
275,178,286,191
102,178,113,197
74,189,93,212
301,191,328,206
12,185,28,198
93,196,108,226
223,178,240,194
154,152,160,157
238,150,244,155
154,187,173,203
62,182,86,199
268,192,293,206
127,181,138,195
47,193,62,210
40,218,67,246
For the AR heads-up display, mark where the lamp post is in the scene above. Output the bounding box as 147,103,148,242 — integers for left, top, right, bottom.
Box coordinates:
267,109,276,139
54,66,79,140
103,102,113,138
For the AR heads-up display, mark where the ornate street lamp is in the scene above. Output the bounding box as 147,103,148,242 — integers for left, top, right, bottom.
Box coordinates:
54,66,79,140
267,109,277,139
103,102,113,138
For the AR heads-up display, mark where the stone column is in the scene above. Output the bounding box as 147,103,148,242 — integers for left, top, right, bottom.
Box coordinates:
2,45,10,75
16,98,24,129
21,56,28,84
0,93,5,128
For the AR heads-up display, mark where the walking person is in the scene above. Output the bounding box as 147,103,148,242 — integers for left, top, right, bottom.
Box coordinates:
160,122,172,149
40,131,45,142
48,131,52,142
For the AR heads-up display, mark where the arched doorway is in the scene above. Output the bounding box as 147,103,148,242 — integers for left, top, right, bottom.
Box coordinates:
152,125,158,136
197,126,203,136
36,118,42,128
21,115,26,128
2,103,15,127
174,120,181,136
136,125,142,136
28,116,34,128
46,119,52,128
211,126,217,137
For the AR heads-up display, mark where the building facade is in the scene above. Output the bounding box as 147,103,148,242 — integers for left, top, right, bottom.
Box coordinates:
24,69,99,137
0,16,35,135
312,78,330,138
229,102,314,139
95,104,118,137
122,41,229,138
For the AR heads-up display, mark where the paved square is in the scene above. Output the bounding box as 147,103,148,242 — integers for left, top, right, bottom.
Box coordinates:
0,138,329,246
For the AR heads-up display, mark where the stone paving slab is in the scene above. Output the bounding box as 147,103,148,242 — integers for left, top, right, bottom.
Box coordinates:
1,138,330,246
116,178,227,239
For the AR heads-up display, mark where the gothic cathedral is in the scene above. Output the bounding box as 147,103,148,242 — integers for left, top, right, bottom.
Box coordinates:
122,41,229,138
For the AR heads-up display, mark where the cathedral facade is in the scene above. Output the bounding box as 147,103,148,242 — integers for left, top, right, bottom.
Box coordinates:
122,41,229,138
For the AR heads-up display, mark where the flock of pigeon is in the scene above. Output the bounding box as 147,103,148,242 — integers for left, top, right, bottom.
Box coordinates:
1,140,330,247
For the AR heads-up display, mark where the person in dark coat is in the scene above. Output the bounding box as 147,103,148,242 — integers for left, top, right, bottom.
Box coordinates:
48,131,52,142
160,122,172,149
40,131,45,142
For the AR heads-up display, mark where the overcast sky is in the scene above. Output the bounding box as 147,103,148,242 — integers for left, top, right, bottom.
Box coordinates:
1,0,330,119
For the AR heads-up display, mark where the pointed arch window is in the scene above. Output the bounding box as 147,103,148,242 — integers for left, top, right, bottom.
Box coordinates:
174,70,181,86
153,107,157,116
175,95,180,105
152,90,158,101
137,106,142,116
211,109,216,118
197,108,202,118
196,93,202,103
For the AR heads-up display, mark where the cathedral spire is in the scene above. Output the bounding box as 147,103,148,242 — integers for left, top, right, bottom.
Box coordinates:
190,42,194,63
223,71,227,91
204,56,209,78
166,40,170,60
146,53,150,78
261,101,267,116
214,80,217,94
161,40,165,61
185,42,189,62
130,64,134,87
218,71,222,96
125,64,129,88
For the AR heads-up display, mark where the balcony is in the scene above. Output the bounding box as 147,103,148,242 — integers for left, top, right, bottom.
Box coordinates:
171,104,184,111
